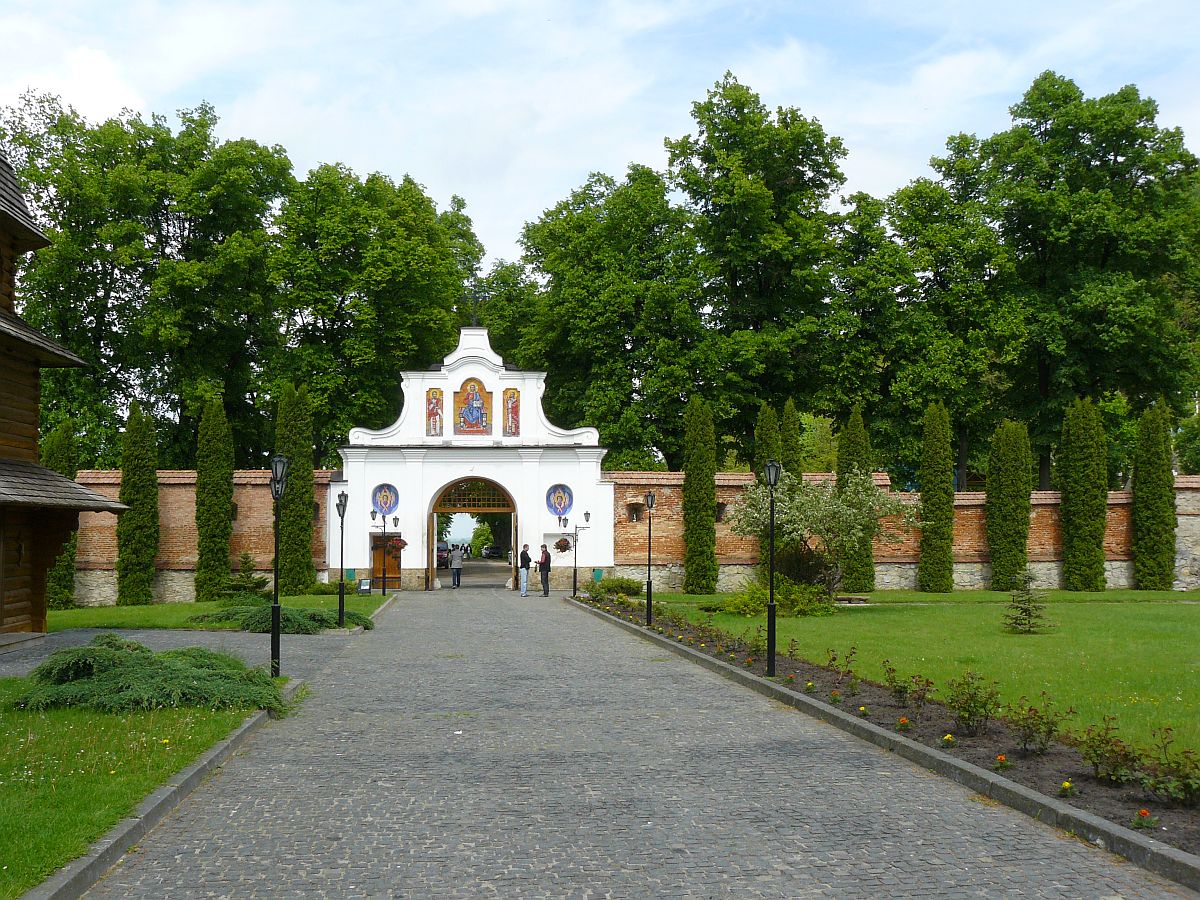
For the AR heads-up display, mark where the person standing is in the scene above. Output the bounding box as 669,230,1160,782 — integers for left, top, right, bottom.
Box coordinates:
519,544,531,596
449,544,464,588
538,543,551,596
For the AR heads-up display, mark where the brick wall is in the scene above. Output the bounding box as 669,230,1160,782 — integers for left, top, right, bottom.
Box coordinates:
68,469,1200,601
76,469,332,576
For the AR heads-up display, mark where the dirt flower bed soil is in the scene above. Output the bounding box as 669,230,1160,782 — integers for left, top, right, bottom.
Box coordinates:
579,594,1200,860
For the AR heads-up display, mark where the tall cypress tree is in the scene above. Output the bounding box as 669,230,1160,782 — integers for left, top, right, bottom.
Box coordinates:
1059,397,1108,591
41,419,79,609
276,383,316,593
194,399,235,601
918,402,954,592
1132,404,1176,590
985,420,1033,590
779,398,803,476
682,397,718,594
837,406,875,591
116,403,159,605
753,401,781,478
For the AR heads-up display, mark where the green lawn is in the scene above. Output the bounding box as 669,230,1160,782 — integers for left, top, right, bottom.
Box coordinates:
658,590,1200,752
47,594,386,632
0,677,248,898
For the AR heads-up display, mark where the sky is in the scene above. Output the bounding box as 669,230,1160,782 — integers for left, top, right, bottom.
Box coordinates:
2,1,1198,264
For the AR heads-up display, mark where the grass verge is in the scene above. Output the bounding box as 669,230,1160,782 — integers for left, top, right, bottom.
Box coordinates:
48,594,385,633
0,677,248,898
657,591,1200,752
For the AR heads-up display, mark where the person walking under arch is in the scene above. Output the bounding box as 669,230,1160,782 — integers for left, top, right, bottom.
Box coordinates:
519,544,531,597
537,543,551,596
449,544,464,588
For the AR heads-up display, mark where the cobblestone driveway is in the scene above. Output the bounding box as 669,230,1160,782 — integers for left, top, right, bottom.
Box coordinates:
63,590,1193,898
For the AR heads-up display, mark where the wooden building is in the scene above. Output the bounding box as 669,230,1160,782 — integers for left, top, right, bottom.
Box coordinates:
0,147,123,641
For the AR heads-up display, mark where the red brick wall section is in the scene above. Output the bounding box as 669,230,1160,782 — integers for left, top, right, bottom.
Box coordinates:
75,470,332,572
69,469,1193,573
606,472,1177,567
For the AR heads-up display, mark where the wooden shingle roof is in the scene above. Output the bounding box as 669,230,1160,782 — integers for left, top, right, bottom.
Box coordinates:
0,147,48,253
0,306,86,367
0,458,125,512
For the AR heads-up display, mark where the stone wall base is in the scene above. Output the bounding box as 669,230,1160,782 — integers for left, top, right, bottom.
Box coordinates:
73,570,197,606
875,560,1135,591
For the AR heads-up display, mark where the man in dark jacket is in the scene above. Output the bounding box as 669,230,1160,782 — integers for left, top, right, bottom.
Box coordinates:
519,544,531,596
538,544,551,596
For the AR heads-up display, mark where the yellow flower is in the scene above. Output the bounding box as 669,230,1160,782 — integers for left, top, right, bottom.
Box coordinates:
1062,781,1072,789
161,738,170,744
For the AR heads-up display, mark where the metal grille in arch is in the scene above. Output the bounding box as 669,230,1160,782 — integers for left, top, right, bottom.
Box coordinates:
433,479,514,512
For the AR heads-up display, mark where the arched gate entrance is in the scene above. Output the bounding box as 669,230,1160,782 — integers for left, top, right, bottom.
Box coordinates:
429,478,517,590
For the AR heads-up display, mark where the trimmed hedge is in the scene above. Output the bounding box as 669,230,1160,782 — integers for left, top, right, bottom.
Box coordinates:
1059,397,1108,591
836,405,875,592
917,402,953,592
1132,404,1176,589
682,396,718,594
986,420,1033,590
116,403,159,606
195,399,235,602
276,383,316,594
753,401,781,478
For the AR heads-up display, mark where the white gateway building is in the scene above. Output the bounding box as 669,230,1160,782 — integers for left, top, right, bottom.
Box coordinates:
328,328,614,590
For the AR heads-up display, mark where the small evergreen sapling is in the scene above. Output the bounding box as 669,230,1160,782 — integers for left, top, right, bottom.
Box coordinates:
1002,570,1053,634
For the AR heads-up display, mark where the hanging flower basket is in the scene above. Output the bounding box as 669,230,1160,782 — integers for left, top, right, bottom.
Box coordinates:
554,537,571,553
388,537,407,558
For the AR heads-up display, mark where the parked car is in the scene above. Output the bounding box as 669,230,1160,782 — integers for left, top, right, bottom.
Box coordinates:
481,544,508,559
437,541,449,568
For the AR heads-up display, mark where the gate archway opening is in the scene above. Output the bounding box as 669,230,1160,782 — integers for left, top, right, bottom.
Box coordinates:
429,478,517,590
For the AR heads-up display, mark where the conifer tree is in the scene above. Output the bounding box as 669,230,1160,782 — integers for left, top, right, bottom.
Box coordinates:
918,402,954,592
1132,404,1176,589
753,401,781,479
276,383,316,593
682,397,718,594
836,406,875,591
779,398,803,477
195,399,235,601
986,420,1033,590
116,403,159,605
1059,397,1108,591
41,419,79,609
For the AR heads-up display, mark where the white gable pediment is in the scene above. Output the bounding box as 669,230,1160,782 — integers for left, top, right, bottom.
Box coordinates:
347,328,599,448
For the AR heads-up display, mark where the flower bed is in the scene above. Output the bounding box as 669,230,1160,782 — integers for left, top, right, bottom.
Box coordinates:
577,591,1200,859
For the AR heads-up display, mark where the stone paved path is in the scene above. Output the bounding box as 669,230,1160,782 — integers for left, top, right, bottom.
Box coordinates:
69,588,1191,898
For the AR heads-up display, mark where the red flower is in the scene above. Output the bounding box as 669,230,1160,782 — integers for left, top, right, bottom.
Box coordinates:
1138,809,1151,818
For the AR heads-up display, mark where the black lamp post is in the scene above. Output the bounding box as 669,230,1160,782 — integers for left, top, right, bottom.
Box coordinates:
764,459,782,677
558,511,590,598
335,491,348,628
269,453,290,678
645,492,655,626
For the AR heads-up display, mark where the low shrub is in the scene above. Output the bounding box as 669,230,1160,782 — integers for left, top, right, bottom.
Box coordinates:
13,633,283,714
188,605,375,634
1076,717,1143,784
595,577,644,598
943,670,1001,736
1142,727,1200,806
724,578,834,618
218,590,272,608
1006,693,1075,754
